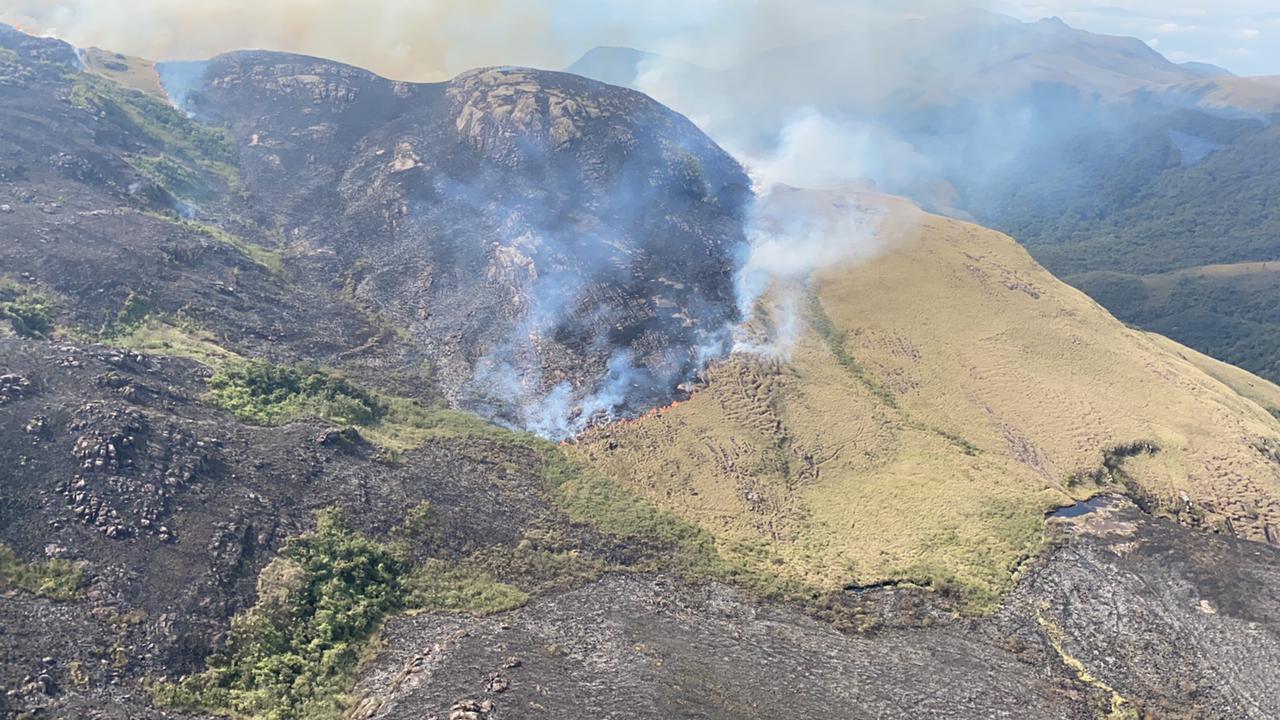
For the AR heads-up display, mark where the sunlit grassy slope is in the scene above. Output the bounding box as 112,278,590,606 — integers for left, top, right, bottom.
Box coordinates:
80,47,166,97
570,190,1280,607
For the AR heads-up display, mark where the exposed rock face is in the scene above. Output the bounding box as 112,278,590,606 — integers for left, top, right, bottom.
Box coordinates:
174,54,751,434
0,336,599,718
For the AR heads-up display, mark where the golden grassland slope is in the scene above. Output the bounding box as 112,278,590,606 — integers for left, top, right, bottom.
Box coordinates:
1150,75,1280,116
570,191,1280,607
80,46,166,97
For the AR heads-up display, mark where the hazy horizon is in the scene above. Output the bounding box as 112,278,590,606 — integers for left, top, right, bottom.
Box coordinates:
1,1,1278,81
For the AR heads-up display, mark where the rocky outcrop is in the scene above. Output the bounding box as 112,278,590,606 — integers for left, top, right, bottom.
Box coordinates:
182,53,751,434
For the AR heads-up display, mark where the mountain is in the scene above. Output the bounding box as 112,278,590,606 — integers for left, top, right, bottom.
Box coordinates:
571,11,1207,109
4,22,1280,720
1135,74,1280,118
973,99,1280,383
563,46,673,89
174,52,751,436
1180,60,1235,78
749,11,1200,109
565,11,1280,389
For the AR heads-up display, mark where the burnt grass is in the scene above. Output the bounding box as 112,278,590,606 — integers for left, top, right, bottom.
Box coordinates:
2,25,1280,720
0,336,692,718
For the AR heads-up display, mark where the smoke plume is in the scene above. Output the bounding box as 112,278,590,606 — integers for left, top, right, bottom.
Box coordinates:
19,0,1193,438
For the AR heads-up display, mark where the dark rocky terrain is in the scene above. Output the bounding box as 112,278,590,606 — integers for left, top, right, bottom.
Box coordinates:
175,51,751,434
3,21,1280,720
339,499,1280,720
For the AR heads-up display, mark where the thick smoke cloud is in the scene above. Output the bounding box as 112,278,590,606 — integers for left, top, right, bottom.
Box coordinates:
2,0,555,80
1,0,984,81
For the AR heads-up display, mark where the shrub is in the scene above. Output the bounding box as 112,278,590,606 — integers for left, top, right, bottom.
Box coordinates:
98,290,152,340
0,279,57,338
155,507,530,719
155,509,408,720
0,544,85,601
206,361,386,426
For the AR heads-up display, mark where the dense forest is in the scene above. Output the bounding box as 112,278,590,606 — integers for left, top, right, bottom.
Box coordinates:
969,106,1280,382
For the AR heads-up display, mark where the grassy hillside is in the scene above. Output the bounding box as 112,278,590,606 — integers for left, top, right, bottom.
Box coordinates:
80,47,166,97
571,192,1280,609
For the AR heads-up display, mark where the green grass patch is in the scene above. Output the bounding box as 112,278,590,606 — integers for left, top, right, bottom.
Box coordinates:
96,290,241,368
805,291,897,408
468,530,611,593
109,316,242,367
0,544,86,601
404,561,528,616
98,289,153,340
128,154,205,198
0,277,58,338
359,398,509,452
146,213,287,276
528,438,726,576
69,73,241,193
154,509,407,720
203,358,507,452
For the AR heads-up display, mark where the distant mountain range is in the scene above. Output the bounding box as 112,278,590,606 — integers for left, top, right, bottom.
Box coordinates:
566,9,1280,384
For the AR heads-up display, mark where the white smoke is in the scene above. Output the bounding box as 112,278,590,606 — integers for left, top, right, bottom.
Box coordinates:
732,182,893,357
743,109,938,197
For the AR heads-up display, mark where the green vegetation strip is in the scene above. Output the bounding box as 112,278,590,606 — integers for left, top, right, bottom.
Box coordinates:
69,73,241,193
147,214,288,275
204,359,500,452
804,291,897,407
0,544,86,601
154,509,525,720
0,277,58,339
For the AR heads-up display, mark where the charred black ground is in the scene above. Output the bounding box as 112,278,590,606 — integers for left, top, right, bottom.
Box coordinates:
167,51,751,436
